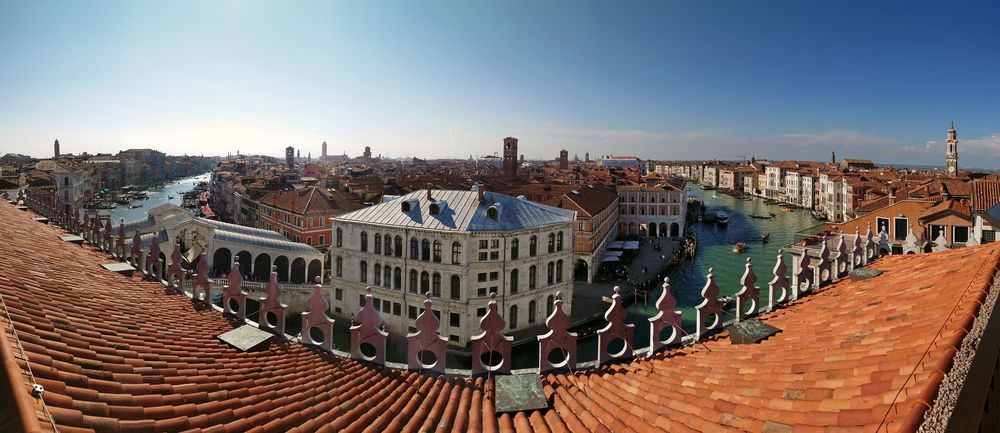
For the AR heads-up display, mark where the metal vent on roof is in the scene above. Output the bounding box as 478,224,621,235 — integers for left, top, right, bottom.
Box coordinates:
571,190,580,195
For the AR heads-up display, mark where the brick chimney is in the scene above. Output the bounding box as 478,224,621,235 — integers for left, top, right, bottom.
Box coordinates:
889,187,897,205
426,184,432,201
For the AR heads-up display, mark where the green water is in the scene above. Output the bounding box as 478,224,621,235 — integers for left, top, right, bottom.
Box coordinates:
107,173,210,222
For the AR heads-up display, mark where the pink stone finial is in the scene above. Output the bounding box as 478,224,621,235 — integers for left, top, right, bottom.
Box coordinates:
736,256,760,321
258,265,288,335
695,266,725,340
649,273,682,352
597,284,635,365
166,240,185,291
301,281,334,351
470,290,512,375
350,285,388,364
407,288,447,372
223,257,248,320
538,289,577,372
192,252,212,305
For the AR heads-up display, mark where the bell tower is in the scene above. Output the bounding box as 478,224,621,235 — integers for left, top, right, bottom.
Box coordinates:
502,137,518,177
945,122,958,177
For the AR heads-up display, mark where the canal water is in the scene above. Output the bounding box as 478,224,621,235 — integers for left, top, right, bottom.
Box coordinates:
509,183,823,367
107,173,211,222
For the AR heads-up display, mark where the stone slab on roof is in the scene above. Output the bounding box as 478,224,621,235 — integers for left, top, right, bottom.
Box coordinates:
0,200,998,432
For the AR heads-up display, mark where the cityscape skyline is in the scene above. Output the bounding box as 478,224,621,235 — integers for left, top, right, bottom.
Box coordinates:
2,1,999,167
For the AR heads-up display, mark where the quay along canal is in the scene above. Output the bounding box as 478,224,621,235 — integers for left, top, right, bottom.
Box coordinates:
107,173,211,222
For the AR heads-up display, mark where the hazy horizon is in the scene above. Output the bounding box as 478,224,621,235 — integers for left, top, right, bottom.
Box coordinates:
2,1,999,167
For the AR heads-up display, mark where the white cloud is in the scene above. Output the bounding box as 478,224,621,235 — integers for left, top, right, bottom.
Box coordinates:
960,134,1000,158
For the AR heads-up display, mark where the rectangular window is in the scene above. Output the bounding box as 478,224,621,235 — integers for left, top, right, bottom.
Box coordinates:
489,272,498,281
489,251,499,260
876,217,890,235
306,237,312,245
984,230,996,243
476,307,486,317
490,239,499,248
319,235,324,245
335,288,342,301
479,240,488,249
449,335,460,342
478,287,487,297
893,218,907,241
393,302,401,316
478,252,488,261
408,305,418,320
359,294,365,307
929,225,947,241
373,298,381,312
478,273,488,282
449,313,460,327
578,222,584,231
953,226,969,243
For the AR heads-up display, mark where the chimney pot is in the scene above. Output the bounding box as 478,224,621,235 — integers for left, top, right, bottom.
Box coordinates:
427,184,432,200
478,186,485,202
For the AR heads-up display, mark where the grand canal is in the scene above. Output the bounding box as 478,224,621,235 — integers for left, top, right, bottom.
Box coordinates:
107,173,211,222
515,183,824,366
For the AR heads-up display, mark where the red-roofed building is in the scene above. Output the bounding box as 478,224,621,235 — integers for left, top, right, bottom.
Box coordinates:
258,186,365,248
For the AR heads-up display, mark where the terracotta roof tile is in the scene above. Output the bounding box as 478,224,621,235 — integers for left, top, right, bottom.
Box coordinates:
1,201,998,432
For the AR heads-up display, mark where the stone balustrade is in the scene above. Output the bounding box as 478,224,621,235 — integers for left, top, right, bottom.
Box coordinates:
19,188,886,377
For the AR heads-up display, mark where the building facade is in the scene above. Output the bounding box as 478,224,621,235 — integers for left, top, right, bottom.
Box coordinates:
329,188,576,347
616,179,687,238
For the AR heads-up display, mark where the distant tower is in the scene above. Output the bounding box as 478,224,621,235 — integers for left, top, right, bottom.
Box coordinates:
585,152,590,163
363,146,372,162
559,149,569,169
307,151,311,162
946,122,959,177
322,141,328,158
53,139,60,158
297,149,301,159
831,151,836,165
285,146,295,170
502,137,518,177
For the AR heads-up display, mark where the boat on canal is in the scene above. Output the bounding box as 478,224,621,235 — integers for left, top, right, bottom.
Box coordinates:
715,210,729,225
732,242,746,253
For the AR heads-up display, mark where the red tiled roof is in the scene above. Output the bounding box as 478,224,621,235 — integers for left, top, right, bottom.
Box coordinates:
260,186,364,215
1,201,998,432
972,179,1000,212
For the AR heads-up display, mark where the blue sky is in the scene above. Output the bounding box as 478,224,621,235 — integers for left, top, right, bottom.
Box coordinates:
1,1,999,168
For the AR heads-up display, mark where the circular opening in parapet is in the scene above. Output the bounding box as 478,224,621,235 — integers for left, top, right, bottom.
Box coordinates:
658,326,677,345
546,347,570,368
742,298,756,317
705,312,720,330
821,269,830,282
854,256,862,266
479,350,504,371
265,311,278,328
309,327,325,344
607,338,627,358
798,280,811,293
359,342,377,360
228,298,240,313
417,350,438,369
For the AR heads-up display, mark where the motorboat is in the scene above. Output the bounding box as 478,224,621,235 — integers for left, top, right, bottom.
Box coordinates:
762,233,770,243
715,211,729,225
732,242,746,253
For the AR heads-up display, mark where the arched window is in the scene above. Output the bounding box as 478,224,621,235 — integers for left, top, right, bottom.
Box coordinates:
360,232,368,252
510,238,519,260
546,295,554,316
529,236,537,256
529,265,537,289
409,270,418,293
373,263,381,285
510,269,519,294
335,256,343,277
394,236,402,257
383,266,391,288
420,271,430,292
359,260,367,283
547,233,555,253
335,228,343,247
432,240,442,263
393,267,401,289
410,238,419,259
556,231,564,251
451,242,461,264
487,206,498,220
429,203,440,215
509,305,518,329
421,239,430,262
374,234,382,254
556,259,564,282
528,300,537,324
432,273,441,297
384,235,392,256
450,275,461,300
547,261,554,285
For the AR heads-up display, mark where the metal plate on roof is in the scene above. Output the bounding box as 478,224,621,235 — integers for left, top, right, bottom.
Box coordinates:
849,268,883,281
494,374,549,413
60,235,85,244
101,262,136,274
218,324,273,352
726,319,781,344
31,217,49,224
